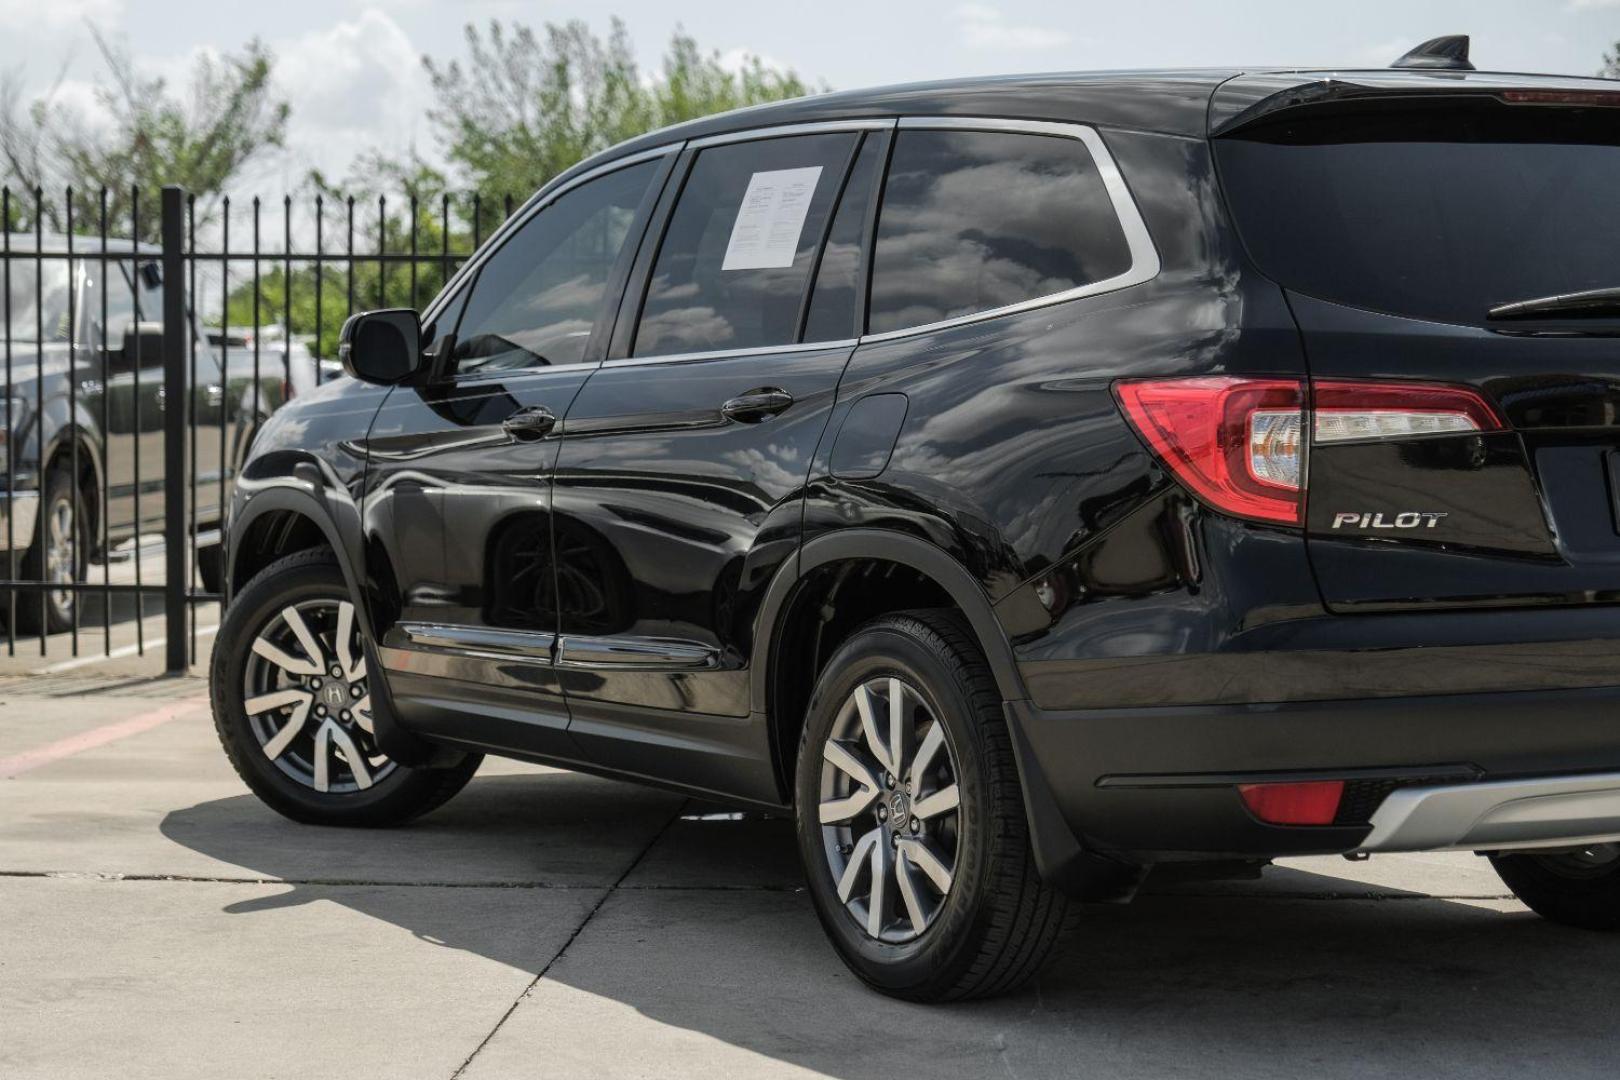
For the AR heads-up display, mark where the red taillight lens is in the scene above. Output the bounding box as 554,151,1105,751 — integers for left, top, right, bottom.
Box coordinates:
1237,780,1345,826
1114,377,1305,525
1115,377,1507,526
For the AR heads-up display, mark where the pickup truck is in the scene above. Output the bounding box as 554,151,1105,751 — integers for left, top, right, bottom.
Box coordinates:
2,235,305,632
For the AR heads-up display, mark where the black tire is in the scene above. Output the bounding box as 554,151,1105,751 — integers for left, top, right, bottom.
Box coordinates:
1490,845,1620,931
196,542,223,595
793,610,1077,1001
15,467,88,635
210,547,480,827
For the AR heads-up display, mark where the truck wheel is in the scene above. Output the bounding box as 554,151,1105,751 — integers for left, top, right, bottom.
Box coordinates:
210,547,481,827
15,467,88,635
1490,845,1620,930
793,610,1078,1001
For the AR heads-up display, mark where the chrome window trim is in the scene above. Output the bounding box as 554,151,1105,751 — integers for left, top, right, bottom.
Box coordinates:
604,338,858,370
419,143,684,330
687,118,898,150
858,117,1161,345
557,634,720,671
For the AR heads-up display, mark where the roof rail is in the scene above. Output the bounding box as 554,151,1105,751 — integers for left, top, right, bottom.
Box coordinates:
1391,35,1475,71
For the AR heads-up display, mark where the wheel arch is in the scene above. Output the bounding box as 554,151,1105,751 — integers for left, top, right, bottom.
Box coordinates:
751,529,1029,802
228,486,360,608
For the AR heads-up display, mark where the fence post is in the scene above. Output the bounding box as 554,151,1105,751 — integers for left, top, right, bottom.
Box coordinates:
161,186,188,674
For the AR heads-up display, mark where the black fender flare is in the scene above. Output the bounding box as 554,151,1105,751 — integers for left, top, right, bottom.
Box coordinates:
748,528,1028,715
227,482,363,608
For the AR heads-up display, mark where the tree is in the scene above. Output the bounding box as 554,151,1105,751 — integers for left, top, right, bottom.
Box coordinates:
423,19,817,205
1603,42,1619,79
0,28,289,240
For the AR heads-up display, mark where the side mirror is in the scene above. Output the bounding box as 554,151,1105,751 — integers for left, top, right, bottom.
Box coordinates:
117,321,165,372
338,309,423,385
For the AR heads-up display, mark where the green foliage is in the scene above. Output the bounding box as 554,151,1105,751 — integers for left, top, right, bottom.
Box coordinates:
424,18,817,202
0,28,288,240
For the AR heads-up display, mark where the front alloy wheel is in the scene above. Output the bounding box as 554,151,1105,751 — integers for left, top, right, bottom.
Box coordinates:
211,548,480,827
243,598,391,793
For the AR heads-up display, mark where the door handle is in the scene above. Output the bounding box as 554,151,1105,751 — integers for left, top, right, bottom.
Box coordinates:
502,405,557,441
721,388,794,423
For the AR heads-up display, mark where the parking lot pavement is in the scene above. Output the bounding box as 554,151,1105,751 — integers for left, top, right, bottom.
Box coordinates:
3,676,1618,1080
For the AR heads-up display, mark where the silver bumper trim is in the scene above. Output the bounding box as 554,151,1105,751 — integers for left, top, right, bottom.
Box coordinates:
1359,771,1620,853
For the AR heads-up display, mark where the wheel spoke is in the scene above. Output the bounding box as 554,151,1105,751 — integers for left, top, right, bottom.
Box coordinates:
853,683,895,776
866,834,892,938
837,828,881,903
351,694,374,735
243,688,311,716
886,678,913,782
895,849,929,934
281,606,327,672
251,636,323,678
907,720,946,799
325,721,374,790
334,601,363,681
312,719,333,792
896,838,953,894
262,698,312,761
820,740,880,823
912,783,959,821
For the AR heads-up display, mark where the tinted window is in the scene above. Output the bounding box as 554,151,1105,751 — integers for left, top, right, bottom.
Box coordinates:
868,130,1132,335
1215,106,1620,327
84,261,135,349
634,133,856,357
803,134,885,343
452,160,657,374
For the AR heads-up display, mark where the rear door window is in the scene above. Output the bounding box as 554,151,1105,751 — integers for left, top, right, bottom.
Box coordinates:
1214,104,1620,327
633,132,857,357
802,133,887,343
867,129,1133,336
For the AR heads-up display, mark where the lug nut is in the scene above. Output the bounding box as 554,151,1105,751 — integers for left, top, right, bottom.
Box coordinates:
890,833,899,847
330,666,343,678
909,818,920,834
885,774,896,789
877,807,888,822
315,705,326,716
340,710,351,722
309,677,322,690
350,684,364,697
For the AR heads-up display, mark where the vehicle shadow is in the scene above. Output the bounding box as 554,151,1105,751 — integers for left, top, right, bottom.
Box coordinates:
161,770,1620,1079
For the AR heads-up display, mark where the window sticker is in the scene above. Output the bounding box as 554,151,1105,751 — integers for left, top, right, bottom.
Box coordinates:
721,166,823,271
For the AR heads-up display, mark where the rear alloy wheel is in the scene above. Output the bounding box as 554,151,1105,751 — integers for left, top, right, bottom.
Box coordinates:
211,548,480,827
1491,843,1620,931
795,610,1077,1001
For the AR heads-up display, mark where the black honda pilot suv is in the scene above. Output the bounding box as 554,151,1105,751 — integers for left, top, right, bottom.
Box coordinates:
210,43,1620,1001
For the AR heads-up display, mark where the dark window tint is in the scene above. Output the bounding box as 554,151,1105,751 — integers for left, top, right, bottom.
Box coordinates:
868,130,1132,336
634,133,856,357
803,134,885,343
452,160,656,374
1214,106,1620,327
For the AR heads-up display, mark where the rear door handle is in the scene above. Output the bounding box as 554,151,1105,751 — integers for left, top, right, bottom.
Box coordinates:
721,388,794,423
502,406,557,441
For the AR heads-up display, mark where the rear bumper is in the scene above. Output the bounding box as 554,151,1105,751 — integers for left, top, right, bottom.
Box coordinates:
1359,771,1620,853
0,491,39,553
1005,684,1620,872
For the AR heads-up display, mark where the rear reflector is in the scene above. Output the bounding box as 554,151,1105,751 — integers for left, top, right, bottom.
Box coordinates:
1114,377,1507,526
1238,780,1345,826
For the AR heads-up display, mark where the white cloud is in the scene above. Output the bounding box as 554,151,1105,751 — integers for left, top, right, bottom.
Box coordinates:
259,8,436,186
953,4,1072,52
0,0,120,31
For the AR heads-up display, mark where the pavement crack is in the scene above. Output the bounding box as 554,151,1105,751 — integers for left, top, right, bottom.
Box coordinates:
447,799,689,1080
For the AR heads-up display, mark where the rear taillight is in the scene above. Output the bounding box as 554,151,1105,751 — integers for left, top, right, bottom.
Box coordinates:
1114,377,1507,526
1114,377,1305,525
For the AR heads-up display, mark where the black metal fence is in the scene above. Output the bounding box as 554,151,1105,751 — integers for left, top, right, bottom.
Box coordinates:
1,183,510,672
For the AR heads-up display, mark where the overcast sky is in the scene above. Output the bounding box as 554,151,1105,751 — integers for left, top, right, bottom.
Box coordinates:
2,0,1617,192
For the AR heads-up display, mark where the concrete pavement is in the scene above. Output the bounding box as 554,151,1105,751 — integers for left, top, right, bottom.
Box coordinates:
2,674,1617,1079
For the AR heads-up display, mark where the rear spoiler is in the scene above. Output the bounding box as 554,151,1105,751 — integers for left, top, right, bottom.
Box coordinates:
1209,73,1620,137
